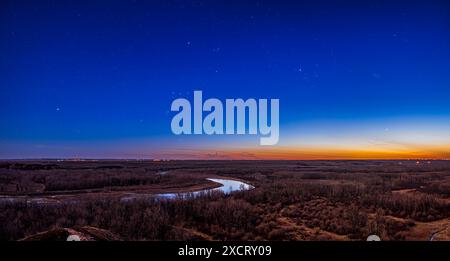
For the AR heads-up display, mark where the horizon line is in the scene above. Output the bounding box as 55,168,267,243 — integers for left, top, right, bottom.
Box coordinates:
1,158,449,161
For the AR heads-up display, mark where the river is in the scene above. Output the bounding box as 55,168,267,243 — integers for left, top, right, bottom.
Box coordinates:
155,178,254,199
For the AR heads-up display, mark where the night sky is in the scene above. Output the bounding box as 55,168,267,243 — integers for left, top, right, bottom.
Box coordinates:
1,0,450,159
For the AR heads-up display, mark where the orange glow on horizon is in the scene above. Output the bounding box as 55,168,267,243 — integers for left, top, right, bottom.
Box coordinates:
161,144,450,160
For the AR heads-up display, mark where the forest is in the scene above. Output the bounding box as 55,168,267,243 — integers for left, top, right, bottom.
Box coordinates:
0,160,449,241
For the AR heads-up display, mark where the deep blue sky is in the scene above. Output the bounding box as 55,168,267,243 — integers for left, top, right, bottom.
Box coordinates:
1,0,450,159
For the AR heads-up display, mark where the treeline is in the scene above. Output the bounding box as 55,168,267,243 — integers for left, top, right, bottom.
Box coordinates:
1,179,448,241
1,160,450,241
0,170,207,193
0,194,259,241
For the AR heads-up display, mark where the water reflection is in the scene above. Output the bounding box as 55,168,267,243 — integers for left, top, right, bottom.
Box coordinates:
0,178,254,204
156,178,254,199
